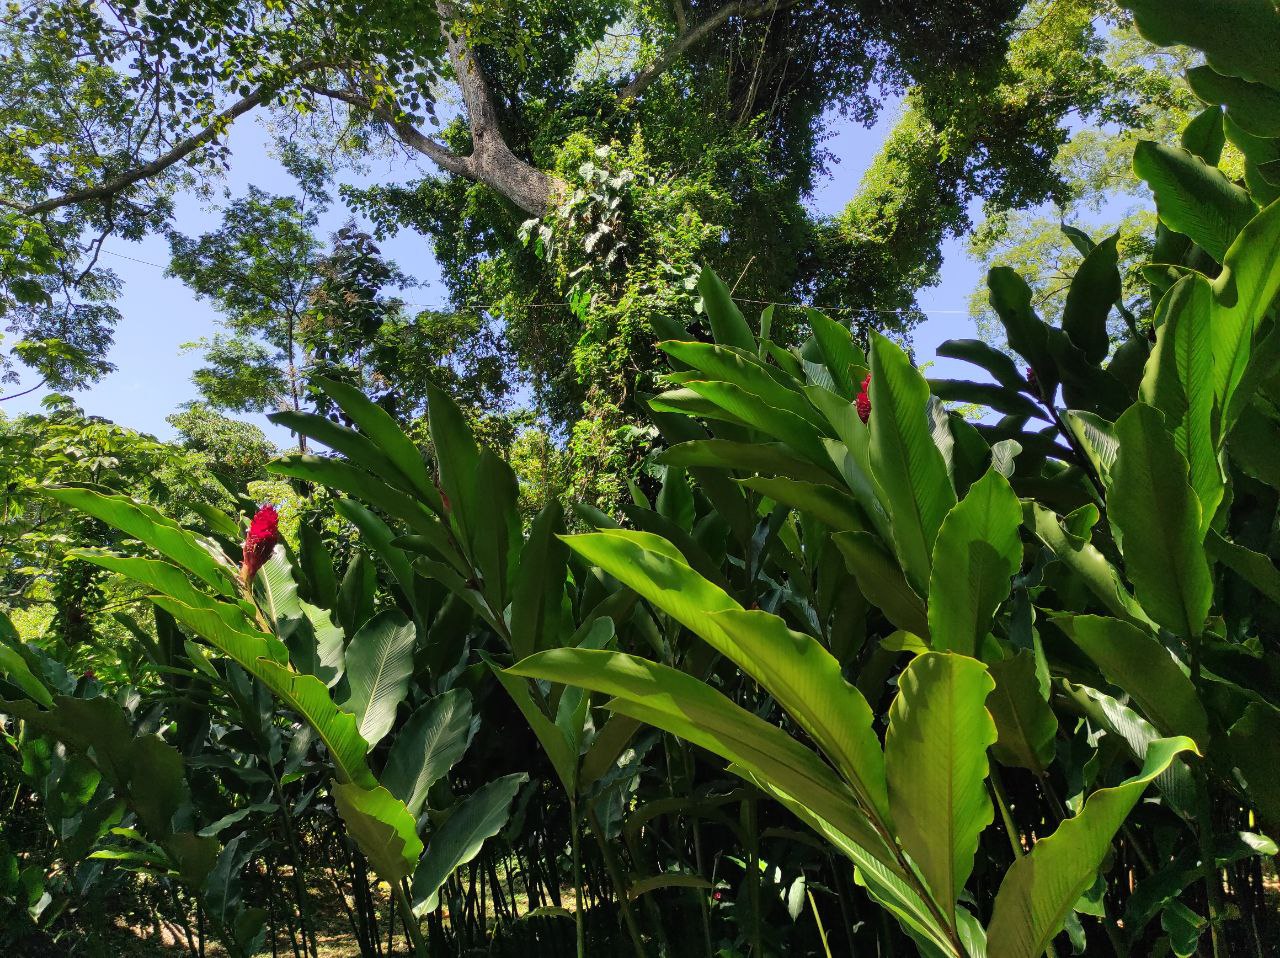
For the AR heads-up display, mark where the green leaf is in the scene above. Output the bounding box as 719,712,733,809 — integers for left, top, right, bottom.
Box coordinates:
1140,276,1222,531
1122,0,1280,89
41,486,236,597
937,339,1027,393
343,610,416,747
489,659,578,794
927,469,1022,656
926,380,1046,421
659,341,822,427
987,651,1058,775
988,267,1058,397
868,333,957,594
509,648,896,868
1224,703,1280,827
334,500,418,610
257,547,345,685
698,267,755,351
560,530,891,824
1187,66,1280,138
806,308,867,397
986,736,1198,958
411,773,529,914
1062,234,1122,364
1209,197,1280,432
382,689,475,816
1132,141,1254,262
334,782,423,884
740,477,868,533
315,377,438,507
832,531,930,637
681,380,834,467
510,502,569,659
1206,530,1280,603
1055,615,1209,746
659,439,838,486
0,642,52,707
151,596,375,788
1023,502,1150,627
885,652,995,925
1109,403,1213,636
1181,105,1227,166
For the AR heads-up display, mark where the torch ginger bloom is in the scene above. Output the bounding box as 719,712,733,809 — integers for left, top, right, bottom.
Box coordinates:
856,373,871,424
241,504,280,586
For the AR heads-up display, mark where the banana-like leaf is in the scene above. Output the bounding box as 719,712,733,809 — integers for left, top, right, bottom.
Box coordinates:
868,333,956,594
885,652,996,928
682,380,834,467
937,339,1027,393
1023,502,1150,627
382,689,476,817
988,267,1059,399
42,485,237,596
334,782,422,884
986,736,1198,958
927,469,1022,656
740,476,868,533
509,502,570,659
1132,141,1253,262
269,409,417,502
698,267,755,351
807,307,868,397
1122,0,1280,90
314,376,439,507
1141,276,1223,530
659,438,839,486
659,341,821,427
257,547,344,685
559,530,891,824
1109,403,1212,637
833,531,930,638
0,642,53,707
1055,615,1210,746
489,658,578,794
1187,66,1280,138
343,610,416,747
411,772,529,914
1062,233,1122,364
152,596,375,787
1207,530,1280,603
334,500,418,611
987,652,1057,775
427,380,481,548
508,648,897,870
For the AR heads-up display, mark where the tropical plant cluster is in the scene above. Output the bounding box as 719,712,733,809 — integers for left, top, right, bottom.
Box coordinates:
5,2,1280,958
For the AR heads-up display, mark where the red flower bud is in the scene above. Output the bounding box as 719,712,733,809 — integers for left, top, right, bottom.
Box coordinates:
241,504,281,586
856,373,871,424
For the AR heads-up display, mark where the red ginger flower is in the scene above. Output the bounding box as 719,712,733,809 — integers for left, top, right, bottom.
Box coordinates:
856,373,871,424
241,504,280,586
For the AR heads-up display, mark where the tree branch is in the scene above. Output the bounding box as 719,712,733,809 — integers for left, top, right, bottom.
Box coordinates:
15,60,325,217
618,0,798,104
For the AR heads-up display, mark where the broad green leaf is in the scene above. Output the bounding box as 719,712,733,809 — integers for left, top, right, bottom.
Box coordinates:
868,333,957,594
1140,276,1222,531
1109,403,1212,636
740,477,868,533
382,689,476,816
1187,66,1280,138
315,377,438,507
509,648,897,868
151,595,374,787
627,872,713,900
560,530,891,823
927,469,1022,656
41,486,237,596
986,736,1198,958
806,308,867,397
0,642,52,707
1061,234,1122,364
1210,197,1280,431
1122,0,1280,89
343,610,416,747
257,547,344,684
659,341,822,427
1181,105,1226,166
698,267,755,351
937,339,1027,393
470,449,520,610
987,652,1057,775
926,380,1046,421
1206,530,1280,603
334,500,417,609
832,531,930,637
1023,502,1150,627
1056,615,1209,745
1132,140,1254,262
659,439,838,486
334,782,422,884
509,502,569,659
886,652,995,926
682,380,834,467
411,772,529,914
489,659,578,794
988,267,1058,397
1224,703,1280,827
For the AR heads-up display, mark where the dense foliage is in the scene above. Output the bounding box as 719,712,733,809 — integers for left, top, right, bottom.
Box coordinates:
6,2,1280,958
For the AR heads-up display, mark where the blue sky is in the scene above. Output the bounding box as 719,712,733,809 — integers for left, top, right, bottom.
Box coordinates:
3,99,984,441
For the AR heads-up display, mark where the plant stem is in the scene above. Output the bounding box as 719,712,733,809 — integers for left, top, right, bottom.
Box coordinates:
394,879,428,956
571,796,586,958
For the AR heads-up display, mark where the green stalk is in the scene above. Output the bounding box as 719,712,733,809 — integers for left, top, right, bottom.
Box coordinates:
571,796,586,958
393,879,428,956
